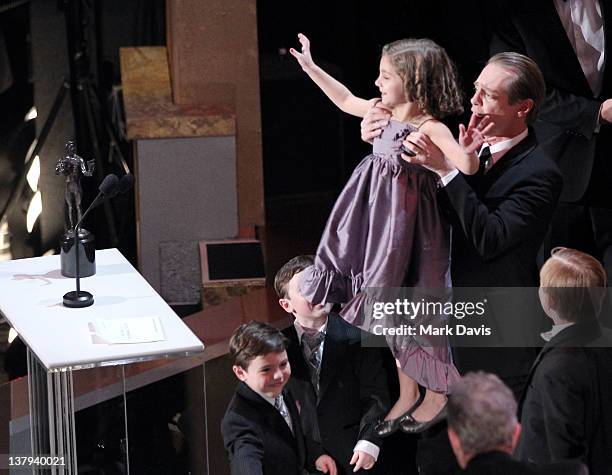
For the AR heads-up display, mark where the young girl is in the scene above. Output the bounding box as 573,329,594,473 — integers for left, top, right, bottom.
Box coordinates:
290,34,491,435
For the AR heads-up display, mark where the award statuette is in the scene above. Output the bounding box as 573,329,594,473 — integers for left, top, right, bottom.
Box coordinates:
55,141,96,278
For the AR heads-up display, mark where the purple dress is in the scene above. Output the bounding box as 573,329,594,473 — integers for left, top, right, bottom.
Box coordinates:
299,119,459,392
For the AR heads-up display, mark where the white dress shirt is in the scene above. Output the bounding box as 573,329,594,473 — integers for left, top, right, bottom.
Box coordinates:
440,129,529,186
541,321,576,342
554,0,605,97
480,128,529,170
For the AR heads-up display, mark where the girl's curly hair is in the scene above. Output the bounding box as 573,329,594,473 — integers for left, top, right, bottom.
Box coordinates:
382,38,463,119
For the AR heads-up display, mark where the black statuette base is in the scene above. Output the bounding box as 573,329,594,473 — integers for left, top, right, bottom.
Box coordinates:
63,290,94,308
60,228,96,278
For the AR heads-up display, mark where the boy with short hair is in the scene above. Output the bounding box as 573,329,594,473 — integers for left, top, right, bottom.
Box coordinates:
518,248,612,474
221,320,336,475
275,256,390,474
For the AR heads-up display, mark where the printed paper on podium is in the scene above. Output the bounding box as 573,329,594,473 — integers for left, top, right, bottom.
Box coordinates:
89,316,166,344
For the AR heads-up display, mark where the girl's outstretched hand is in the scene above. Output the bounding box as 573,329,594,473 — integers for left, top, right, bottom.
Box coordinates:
459,113,495,154
290,33,315,71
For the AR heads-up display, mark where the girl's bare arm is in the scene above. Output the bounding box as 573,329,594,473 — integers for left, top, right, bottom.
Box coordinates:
290,33,373,118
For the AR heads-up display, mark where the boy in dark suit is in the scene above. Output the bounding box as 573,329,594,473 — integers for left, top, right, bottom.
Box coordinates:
221,321,337,475
275,256,390,474
517,247,612,475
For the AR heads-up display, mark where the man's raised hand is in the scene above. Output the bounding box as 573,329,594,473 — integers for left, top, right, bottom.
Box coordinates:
459,113,494,154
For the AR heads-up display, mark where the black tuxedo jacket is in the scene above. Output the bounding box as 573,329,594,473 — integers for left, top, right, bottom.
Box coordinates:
462,451,587,475
489,0,612,205
440,131,562,384
517,319,612,475
442,131,562,287
221,382,324,475
283,314,389,475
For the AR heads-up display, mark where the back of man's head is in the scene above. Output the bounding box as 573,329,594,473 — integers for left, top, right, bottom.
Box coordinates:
447,372,519,467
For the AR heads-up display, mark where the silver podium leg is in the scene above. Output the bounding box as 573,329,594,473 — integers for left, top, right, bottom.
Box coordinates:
27,349,77,474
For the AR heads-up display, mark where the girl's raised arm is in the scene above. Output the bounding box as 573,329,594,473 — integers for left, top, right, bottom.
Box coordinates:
290,33,373,118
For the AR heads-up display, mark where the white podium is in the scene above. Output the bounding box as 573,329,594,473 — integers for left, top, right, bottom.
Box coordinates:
0,249,205,474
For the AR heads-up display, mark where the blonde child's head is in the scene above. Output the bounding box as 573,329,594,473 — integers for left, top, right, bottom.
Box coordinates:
381,38,464,119
539,247,607,323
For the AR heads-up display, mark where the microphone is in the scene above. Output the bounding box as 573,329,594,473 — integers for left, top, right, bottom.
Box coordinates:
115,173,134,196
78,174,119,223
63,174,120,308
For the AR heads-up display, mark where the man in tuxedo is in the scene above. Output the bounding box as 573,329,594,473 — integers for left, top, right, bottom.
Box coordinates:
275,255,390,474
488,0,612,280
221,321,337,475
397,52,562,394
447,372,587,475
517,248,612,475
361,52,562,474
399,52,562,287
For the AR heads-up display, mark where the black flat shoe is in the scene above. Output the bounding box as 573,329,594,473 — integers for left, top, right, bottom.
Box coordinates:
397,410,417,426
399,404,447,434
375,391,425,437
375,418,399,437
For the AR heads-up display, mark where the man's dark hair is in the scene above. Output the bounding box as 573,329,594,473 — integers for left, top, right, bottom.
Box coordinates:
487,52,546,125
274,255,314,299
229,320,289,369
